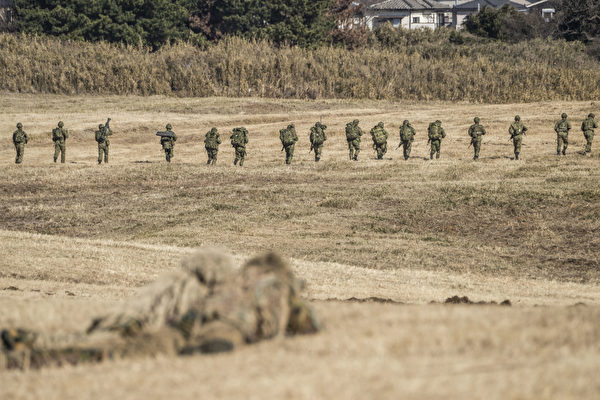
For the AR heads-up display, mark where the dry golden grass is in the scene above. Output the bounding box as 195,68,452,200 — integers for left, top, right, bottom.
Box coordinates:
1,94,600,399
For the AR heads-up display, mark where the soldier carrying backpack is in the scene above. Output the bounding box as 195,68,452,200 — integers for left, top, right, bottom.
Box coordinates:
370,122,388,160
399,120,416,161
230,127,249,166
204,127,221,165
309,122,327,162
280,124,299,165
581,113,597,154
428,120,446,160
345,119,363,161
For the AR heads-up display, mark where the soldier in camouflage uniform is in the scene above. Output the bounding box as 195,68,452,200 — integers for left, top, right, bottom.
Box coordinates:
230,127,248,166
468,117,487,160
399,120,416,161
508,115,527,160
554,113,571,156
345,119,363,161
160,124,177,163
279,124,298,164
309,122,327,162
52,121,69,163
12,123,28,164
1,250,320,369
428,120,446,160
581,113,597,154
95,123,112,164
370,122,388,160
204,127,221,165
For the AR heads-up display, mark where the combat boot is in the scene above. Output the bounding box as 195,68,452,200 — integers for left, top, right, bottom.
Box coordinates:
206,159,211,165
430,152,434,160
515,152,519,160
234,158,238,165
562,147,567,156
239,159,244,166
53,157,57,163
166,155,171,163
353,154,358,161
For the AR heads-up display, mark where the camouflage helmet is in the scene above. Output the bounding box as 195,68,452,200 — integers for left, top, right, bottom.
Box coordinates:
589,113,595,119
403,120,409,125
514,115,520,121
58,121,64,128
210,127,217,134
98,124,104,129
474,117,480,123
353,119,359,125
377,121,384,127
435,120,441,125
561,113,567,119
166,123,172,130
16,122,22,129
287,123,295,129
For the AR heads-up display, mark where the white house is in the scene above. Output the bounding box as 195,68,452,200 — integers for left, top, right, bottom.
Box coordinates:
363,0,539,30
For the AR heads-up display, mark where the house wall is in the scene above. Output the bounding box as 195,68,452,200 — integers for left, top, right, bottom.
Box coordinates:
366,10,452,30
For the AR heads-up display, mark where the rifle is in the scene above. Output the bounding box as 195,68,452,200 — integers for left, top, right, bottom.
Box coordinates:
101,118,111,142
281,145,285,152
156,131,175,138
468,137,473,148
309,144,313,153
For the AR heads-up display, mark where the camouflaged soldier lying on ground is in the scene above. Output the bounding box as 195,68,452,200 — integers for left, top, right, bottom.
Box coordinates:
1,249,320,370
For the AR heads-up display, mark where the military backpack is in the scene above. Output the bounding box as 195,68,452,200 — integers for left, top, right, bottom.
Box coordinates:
582,118,596,131
428,124,441,140
310,128,326,146
371,128,387,145
345,124,360,141
281,129,296,146
230,128,247,147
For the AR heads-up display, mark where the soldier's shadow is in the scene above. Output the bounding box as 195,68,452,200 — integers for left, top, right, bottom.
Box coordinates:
132,161,153,164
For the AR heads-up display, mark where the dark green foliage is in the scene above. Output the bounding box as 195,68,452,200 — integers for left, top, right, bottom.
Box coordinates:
464,4,553,42
14,0,193,48
12,0,357,49
556,0,600,58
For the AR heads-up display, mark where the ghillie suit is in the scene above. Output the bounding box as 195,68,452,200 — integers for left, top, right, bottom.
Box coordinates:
1,249,320,370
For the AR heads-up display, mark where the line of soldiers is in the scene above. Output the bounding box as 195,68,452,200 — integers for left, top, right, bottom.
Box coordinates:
9,113,597,165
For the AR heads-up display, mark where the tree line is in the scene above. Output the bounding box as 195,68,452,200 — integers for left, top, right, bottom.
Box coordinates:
6,0,600,57
11,0,359,49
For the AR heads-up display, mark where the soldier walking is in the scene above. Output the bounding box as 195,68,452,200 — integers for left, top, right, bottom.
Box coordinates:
204,127,221,165
309,122,327,162
95,121,112,164
468,117,486,160
280,124,298,165
12,123,28,164
159,124,176,163
428,120,446,160
508,115,527,160
230,127,248,166
399,120,416,161
370,122,388,160
554,113,571,156
52,121,68,163
581,113,597,154
345,119,363,161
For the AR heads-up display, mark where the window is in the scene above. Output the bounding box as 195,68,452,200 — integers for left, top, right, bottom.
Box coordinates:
393,18,401,28
412,17,420,24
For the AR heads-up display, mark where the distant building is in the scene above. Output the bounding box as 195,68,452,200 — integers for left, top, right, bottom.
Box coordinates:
526,0,556,22
362,0,541,30
0,0,14,31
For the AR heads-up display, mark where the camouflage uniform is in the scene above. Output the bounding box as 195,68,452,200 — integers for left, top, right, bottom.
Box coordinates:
370,122,388,160
280,124,299,164
345,119,363,161
468,117,486,160
1,250,320,369
428,120,446,160
581,113,597,154
399,120,416,161
52,121,68,163
509,115,527,160
12,123,28,164
309,122,327,162
95,123,112,164
554,113,571,155
230,127,248,166
160,124,177,163
204,127,221,165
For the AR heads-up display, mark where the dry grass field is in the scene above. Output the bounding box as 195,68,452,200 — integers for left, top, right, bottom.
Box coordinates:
1,94,599,399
